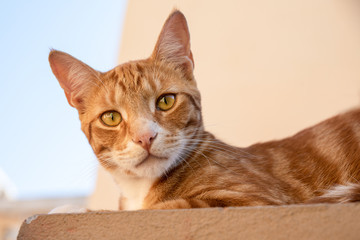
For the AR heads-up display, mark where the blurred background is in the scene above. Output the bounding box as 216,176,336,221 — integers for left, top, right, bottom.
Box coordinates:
1,0,360,239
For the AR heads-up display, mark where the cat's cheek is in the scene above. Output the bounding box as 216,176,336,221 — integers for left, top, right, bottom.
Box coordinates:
151,133,183,163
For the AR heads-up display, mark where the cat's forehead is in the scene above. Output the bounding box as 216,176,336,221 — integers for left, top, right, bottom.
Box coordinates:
106,62,169,93
102,61,190,99
91,61,189,114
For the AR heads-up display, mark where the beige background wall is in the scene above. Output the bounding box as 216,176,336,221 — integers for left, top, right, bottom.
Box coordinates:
89,0,360,210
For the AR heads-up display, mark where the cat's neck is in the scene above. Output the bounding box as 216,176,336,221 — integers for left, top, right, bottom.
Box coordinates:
112,171,156,210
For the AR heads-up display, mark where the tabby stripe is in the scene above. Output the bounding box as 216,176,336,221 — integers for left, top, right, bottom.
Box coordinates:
96,145,109,155
117,80,126,92
87,119,97,146
184,117,198,129
186,199,211,208
88,122,92,144
147,76,157,91
180,92,201,111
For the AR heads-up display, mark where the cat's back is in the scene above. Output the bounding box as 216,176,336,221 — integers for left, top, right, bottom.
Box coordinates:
241,108,360,200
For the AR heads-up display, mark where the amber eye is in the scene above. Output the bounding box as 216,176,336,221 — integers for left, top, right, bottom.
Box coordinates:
157,94,176,111
100,111,122,127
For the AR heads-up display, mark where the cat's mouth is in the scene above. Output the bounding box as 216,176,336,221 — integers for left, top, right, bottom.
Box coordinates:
135,153,167,168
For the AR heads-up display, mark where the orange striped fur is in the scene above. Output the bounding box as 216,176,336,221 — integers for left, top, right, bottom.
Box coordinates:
49,10,360,210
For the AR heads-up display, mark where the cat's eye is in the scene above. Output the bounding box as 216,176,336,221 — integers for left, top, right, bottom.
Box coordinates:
157,94,176,111
100,111,122,127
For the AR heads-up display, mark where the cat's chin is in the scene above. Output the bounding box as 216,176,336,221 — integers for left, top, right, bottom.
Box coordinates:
123,153,179,179
135,154,167,168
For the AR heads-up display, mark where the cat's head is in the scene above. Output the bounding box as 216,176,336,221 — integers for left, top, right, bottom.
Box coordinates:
49,11,203,178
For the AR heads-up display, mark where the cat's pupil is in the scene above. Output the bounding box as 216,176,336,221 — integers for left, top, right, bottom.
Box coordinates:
110,113,114,121
164,97,168,105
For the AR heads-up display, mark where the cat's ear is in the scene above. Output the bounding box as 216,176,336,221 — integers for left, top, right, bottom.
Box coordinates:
49,50,99,111
151,10,194,75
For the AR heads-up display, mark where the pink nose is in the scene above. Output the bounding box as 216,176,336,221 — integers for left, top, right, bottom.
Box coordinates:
132,131,158,151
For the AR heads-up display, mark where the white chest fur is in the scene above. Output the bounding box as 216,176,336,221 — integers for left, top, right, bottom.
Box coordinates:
112,173,155,210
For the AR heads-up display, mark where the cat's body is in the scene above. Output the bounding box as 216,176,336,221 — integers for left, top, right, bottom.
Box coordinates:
49,10,360,211
144,110,360,209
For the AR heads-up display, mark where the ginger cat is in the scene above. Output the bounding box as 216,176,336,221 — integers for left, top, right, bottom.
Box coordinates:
49,10,360,211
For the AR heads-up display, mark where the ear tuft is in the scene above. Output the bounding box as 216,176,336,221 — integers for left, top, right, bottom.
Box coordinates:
49,50,99,110
151,10,194,74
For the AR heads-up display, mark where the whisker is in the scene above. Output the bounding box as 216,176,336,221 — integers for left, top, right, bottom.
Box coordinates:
178,146,240,176
177,139,259,159
93,73,110,93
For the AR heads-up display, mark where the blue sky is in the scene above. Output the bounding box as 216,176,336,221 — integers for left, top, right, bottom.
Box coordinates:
0,0,127,199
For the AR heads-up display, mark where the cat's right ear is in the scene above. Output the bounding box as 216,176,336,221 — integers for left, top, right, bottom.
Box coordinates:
49,50,99,111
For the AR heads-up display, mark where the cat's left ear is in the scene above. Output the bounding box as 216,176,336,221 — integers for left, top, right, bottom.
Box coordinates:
151,10,194,75
49,50,99,111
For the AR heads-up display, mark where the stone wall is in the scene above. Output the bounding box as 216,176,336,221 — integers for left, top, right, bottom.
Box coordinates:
18,203,360,240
